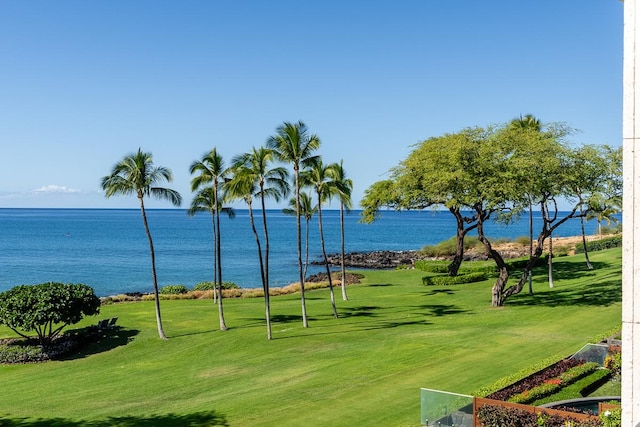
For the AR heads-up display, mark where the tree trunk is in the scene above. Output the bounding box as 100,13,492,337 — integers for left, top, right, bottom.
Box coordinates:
473,206,509,307
340,202,348,301
214,186,228,331
304,217,310,279
139,196,167,340
447,207,477,276
317,196,338,319
548,231,554,289
210,211,217,304
579,203,593,270
528,198,534,295
248,199,271,340
260,192,273,340
295,167,308,328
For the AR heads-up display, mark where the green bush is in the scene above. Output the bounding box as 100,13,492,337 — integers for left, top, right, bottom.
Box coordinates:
422,272,487,286
192,281,239,291
419,236,482,257
508,362,599,404
575,236,622,254
600,224,622,235
476,404,601,427
600,407,622,427
414,260,451,273
505,254,549,270
160,285,188,295
514,235,530,246
0,282,100,345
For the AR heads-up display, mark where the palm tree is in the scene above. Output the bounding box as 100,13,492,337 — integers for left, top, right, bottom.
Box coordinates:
266,121,320,328
190,149,230,331
101,148,182,340
332,160,353,301
227,147,290,340
509,114,542,295
187,187,235,303
587,196,620,237
301,158,339,319
283,192,317,280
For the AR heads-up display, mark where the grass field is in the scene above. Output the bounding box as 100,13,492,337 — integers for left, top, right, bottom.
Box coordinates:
0,248,622,427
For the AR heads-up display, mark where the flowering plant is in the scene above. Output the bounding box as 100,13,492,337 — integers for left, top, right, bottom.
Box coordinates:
600,408,621,427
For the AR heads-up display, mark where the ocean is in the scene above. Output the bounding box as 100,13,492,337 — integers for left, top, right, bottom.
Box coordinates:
0,208,613,297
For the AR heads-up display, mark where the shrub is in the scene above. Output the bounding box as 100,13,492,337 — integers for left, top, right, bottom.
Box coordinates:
508,362,599,404
160,285,188,295
505,254,549,271
0,282,100,346
476,404,601,427
485,358,583,401
192,281,239,291
514,235,531,246
414,260,451,273
604,352,621,377
600,408,622,427
193,281,215,291
574,236,622,254
422,272,487,286
600,224,622,235
420,236,482,257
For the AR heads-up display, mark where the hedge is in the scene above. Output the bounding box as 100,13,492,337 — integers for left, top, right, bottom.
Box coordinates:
574,236,622,254
422,272,488,286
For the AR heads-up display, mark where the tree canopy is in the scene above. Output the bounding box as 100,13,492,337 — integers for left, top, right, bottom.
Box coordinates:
0,282,100,345
360,119,620,306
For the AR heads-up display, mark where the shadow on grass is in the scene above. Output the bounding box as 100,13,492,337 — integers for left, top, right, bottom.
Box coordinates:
0,411,228,426
422,288,457,296
507,277,621,307
339,305,381,319
58,327,139,361
417,303,469,317
543,260,609,281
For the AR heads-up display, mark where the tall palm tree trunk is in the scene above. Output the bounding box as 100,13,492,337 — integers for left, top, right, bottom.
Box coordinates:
548,231,555,289
139,197,167,340
260,191,273,339
528,198,534,295
210,212,217,304
304,217,310,279
579,202,593,270
295,169,308,328
251,198,272,340
317,200,338,319
339,202,348,301
215,203,228,331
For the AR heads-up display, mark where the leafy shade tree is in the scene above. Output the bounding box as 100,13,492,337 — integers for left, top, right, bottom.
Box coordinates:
0,283,100,346
190,148,231,332
333,160,353,301
267,120,320,328
227,147,290,340
301,158,339,319
361,132,480,277
101,148,182,339
187,187,235,303
283,192,317,279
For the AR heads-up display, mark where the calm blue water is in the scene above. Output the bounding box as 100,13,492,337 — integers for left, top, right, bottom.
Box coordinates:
0,208,613,296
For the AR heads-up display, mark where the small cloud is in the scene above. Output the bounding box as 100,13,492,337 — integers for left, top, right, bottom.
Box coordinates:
32,185,80,194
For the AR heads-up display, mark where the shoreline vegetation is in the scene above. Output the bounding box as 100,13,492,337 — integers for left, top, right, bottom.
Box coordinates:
101,233,616,304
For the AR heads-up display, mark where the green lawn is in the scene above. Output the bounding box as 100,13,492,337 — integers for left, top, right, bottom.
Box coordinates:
0,249,622,427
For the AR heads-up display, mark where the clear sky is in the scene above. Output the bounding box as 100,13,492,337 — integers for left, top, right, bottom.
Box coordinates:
0,1,623,209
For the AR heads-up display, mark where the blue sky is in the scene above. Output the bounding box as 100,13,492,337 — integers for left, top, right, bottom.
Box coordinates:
0,1,623,209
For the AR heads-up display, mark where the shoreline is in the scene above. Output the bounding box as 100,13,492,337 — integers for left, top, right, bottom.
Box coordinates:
101,233,616,302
